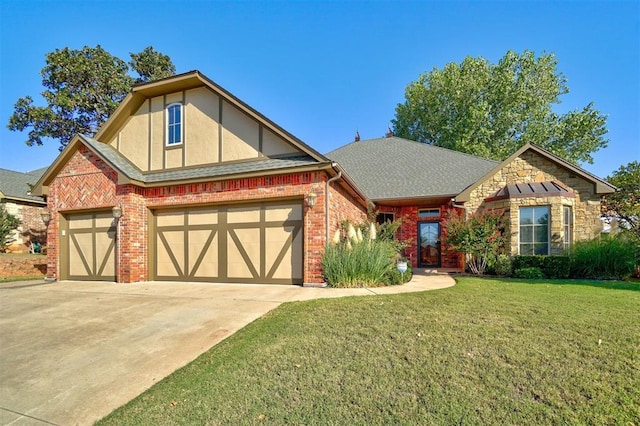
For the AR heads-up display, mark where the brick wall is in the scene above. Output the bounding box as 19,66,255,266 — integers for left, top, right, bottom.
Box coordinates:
376,204,463,270
2,201,47,251
46,147,366,284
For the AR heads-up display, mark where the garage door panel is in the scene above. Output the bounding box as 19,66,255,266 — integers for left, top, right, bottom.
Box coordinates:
228,228,260,279
189,230,218,278
266,225,302,279
153,202,303,284
70,233,93,276
157,231,184,277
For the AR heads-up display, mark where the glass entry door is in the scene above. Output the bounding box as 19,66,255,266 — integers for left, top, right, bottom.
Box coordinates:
419,222,440,267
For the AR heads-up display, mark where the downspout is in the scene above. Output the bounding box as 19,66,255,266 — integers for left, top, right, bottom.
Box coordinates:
326,166,342,244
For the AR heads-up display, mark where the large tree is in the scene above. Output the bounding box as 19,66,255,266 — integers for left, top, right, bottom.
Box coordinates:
603,161,640,238
392,50,608,164
8,45,176,151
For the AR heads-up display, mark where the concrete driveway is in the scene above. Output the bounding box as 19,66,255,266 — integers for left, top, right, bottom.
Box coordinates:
0,274,454,425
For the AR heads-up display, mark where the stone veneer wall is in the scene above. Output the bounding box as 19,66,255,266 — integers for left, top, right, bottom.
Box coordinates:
46,146,365,284
465,150,603,255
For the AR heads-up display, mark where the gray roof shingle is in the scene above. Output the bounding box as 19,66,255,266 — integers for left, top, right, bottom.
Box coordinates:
79,135,322,184
0,167,47,203
326,137,499,200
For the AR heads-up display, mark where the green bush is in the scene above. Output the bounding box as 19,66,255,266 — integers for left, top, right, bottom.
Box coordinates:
492,254,513,276
512,255,570,279
570,234,637,280
383,262,413,285
322,239,397,287
513,267,545,279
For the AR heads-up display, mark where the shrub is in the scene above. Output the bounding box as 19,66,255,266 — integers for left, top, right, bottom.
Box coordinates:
322,223,398,287
513,267,545,279
570,234,637,280
492,254,513,276
442,209,507,275
512,255,570,279
383,262,413,285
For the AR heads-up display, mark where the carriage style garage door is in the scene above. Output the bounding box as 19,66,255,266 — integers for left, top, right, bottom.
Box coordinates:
64,212,117,281
152,201,303,284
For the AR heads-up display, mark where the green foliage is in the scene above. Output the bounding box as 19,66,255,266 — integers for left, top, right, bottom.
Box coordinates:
442,209,507,275
492,254,513,276
604,161,640,241
392,50,608,164
383,261,413,285
513,267,545,279
570,234,637,280
512,255,571,279
129,46,176,84
0,206,21,252
8,45,176,150
322,239,397,288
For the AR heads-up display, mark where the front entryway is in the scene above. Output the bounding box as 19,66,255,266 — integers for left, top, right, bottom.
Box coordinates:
418,222,440,267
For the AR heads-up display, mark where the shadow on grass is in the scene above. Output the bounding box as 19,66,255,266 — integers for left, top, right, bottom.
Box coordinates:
480,276,640,292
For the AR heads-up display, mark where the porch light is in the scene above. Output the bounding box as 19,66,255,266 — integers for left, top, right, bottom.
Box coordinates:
306,192,318,209
112,205,123,219
40,209,51,225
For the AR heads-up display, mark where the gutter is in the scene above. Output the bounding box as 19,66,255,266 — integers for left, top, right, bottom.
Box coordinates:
325,166,342,244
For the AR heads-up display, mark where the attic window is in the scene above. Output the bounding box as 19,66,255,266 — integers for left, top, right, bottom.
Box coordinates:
166,103,183,146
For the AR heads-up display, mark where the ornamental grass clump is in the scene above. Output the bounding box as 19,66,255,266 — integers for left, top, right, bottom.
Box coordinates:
322,221,398,288
570,234,637,280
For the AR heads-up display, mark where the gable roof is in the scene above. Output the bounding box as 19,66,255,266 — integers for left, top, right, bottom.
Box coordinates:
0,167,47,204
95,70,328,163
455,143,616,202
326,137,499,202
33,135,332,195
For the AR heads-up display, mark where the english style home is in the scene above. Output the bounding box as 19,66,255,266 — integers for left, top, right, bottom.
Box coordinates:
32,71,615,285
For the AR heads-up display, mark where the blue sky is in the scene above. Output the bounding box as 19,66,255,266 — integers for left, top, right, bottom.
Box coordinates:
0,1,638,179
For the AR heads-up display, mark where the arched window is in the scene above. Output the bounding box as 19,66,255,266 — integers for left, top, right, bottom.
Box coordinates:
167,103,182,145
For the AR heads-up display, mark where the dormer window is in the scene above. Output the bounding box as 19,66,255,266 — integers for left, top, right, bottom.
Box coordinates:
167,103,183,146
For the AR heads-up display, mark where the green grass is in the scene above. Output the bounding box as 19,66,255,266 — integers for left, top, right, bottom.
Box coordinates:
0,275,45,283
98,278,639,425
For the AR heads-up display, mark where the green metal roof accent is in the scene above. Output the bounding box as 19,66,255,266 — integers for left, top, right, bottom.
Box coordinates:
326,137,498,201
0,167,47,203
79,135,322,185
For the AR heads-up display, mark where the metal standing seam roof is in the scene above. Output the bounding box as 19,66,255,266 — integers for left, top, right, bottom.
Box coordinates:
325,137,499,200
0,167,47,203
79,135,323,184
490,181,575,201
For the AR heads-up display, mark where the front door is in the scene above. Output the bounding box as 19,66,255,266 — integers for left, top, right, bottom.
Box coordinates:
418,222,440,267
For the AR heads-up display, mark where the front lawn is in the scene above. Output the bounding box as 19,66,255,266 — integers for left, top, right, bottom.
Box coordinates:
98,278,639,425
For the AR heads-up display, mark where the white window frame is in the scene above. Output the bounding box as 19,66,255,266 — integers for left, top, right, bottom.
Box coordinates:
518,206,550,255
166,103,183,146
563,206,573,252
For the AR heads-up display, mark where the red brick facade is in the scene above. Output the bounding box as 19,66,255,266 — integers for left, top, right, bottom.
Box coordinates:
46,147,366,284
376,204,464,270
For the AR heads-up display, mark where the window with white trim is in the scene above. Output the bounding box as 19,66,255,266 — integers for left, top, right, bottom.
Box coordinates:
563,206,572,251
376,212,394,225
519,206,549,255
166,103,183,145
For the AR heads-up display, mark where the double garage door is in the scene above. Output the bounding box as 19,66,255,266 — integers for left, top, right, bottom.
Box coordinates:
65,202,303,284
152,202,303,284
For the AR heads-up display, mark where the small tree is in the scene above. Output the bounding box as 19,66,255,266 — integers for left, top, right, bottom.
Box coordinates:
442,209,507,275
0,206,21,252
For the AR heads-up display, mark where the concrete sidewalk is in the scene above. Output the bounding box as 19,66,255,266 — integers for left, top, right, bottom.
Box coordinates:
0,271,454,426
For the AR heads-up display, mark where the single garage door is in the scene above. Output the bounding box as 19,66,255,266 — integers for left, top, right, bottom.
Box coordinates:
65,212,116,281
152,201,303,284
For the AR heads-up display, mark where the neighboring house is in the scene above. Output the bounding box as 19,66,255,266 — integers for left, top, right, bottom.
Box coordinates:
0,167,48,252
328,138,616,269
32,70,616,284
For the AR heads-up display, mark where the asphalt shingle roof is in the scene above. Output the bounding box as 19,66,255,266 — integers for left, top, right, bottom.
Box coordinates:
0,167,47,202
79,135,322,184
326,137,499,200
